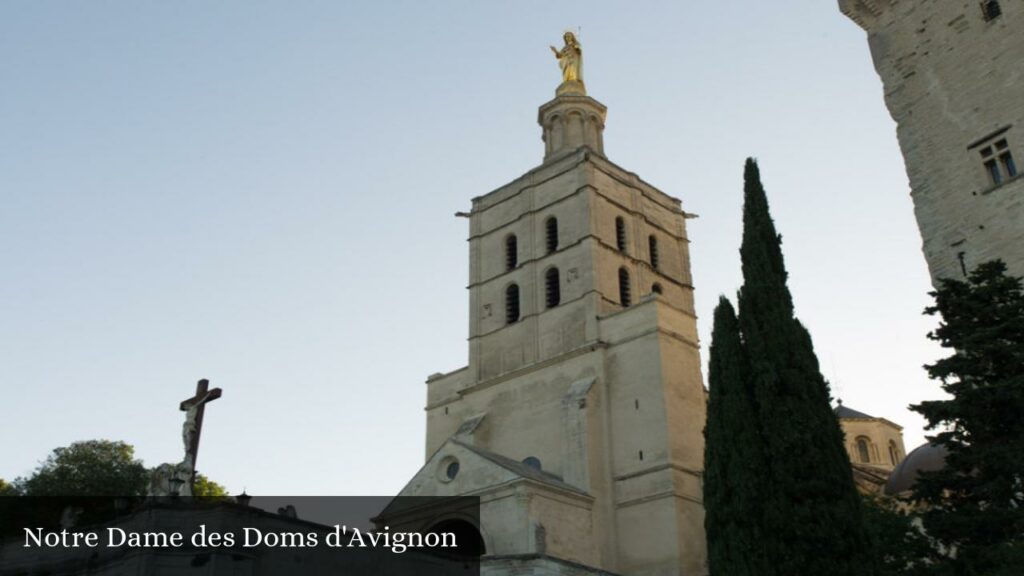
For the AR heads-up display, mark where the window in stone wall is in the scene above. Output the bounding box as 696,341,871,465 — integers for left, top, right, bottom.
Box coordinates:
545,217,559,254
505,284,520,324
888,441,900,466
998,141,1018,177
980,138,1017,186
648,235,660,270
505,234,518,270
856,437,871,463
619,267,632,307
545,267,561,308
522,456,542,470
981,0,1002,22
615,216,627,252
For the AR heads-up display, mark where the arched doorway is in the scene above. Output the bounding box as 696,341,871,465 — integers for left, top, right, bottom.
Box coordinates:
426,518,486,558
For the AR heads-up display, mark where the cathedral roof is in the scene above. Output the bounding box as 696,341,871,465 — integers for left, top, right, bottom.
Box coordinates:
834,404,875,419
834,403,904,431
451,440,588,496
391,437,593,504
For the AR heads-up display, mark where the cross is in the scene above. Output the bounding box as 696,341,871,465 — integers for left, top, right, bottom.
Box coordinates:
179,379,222,481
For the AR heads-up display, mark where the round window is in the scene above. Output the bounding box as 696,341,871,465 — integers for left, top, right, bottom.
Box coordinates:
445,461,460,480
438,456,460,483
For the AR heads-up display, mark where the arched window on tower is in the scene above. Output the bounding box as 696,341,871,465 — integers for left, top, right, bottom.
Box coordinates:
651,283,663,295
615,216,627,252
856,437,871,464
888,441,900,466
545,267,561,308
505,284,520,324
648,235,659,270
545,217,558,254
618,267,631,307
505,235,518,270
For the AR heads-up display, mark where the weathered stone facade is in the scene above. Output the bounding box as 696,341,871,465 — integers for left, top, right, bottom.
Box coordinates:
397,85,708,575
840,0,1024,282
836,403,906,472
835,403,907,494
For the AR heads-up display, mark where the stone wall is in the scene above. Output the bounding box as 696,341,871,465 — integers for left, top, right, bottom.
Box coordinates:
840,0,1024,282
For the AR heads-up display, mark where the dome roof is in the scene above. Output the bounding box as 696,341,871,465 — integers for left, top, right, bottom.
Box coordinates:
884,442,949,495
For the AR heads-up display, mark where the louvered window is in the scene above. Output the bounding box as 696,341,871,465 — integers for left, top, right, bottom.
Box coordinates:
545,217,558,254
615,217,626,252
506,284,520,323
618,267,631,307
505,235,518,270
545,268,561,308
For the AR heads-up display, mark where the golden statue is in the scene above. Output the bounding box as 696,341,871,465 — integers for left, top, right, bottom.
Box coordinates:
551,31,585,94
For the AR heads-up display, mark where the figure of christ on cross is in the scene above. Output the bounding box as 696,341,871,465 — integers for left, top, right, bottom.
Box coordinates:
180,379,222,489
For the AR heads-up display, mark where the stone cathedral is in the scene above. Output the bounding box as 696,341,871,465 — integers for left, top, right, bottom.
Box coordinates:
392,33,708,576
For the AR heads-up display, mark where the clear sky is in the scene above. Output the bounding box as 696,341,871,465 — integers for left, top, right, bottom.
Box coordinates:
0,1,944,495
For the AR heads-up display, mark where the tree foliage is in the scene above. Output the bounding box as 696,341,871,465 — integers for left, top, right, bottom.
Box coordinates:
2,440,232,535
704,296,768,576
193,473,229,498
909,260,1024,574
860,495,934,576
739,158,874,575
704,159,875,575
18,439,149,497
14,439,229,499
0,478,19,496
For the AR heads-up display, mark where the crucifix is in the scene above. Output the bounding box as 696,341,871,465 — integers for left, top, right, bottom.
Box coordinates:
179,379,222,487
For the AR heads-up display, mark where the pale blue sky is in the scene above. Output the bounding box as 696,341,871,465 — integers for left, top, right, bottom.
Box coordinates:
1,1,942,495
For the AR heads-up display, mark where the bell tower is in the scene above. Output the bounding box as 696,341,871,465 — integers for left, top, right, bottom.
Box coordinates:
395,37,708,576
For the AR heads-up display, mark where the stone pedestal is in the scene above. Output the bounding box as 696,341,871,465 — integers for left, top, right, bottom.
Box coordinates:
538,92,606,162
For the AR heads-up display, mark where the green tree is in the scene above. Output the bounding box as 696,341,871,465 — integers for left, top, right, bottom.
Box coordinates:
735,158,874,575
2,440,231,536
8,440,149,532
0,478,20,496
193,473,229,498
19,440,148,497
704,296,768,576
910,260,1024,575
861,495,934,576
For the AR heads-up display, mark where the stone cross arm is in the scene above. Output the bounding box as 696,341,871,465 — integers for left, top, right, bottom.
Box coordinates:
180,379,222,410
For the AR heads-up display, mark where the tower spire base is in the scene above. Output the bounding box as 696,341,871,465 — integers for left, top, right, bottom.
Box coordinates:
538,92,606,162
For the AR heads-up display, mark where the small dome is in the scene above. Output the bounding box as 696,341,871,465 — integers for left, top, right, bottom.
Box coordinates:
884,442,949,495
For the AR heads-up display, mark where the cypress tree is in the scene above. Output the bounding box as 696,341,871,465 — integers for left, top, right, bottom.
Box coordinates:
704,296,769,576
735,158,874,575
